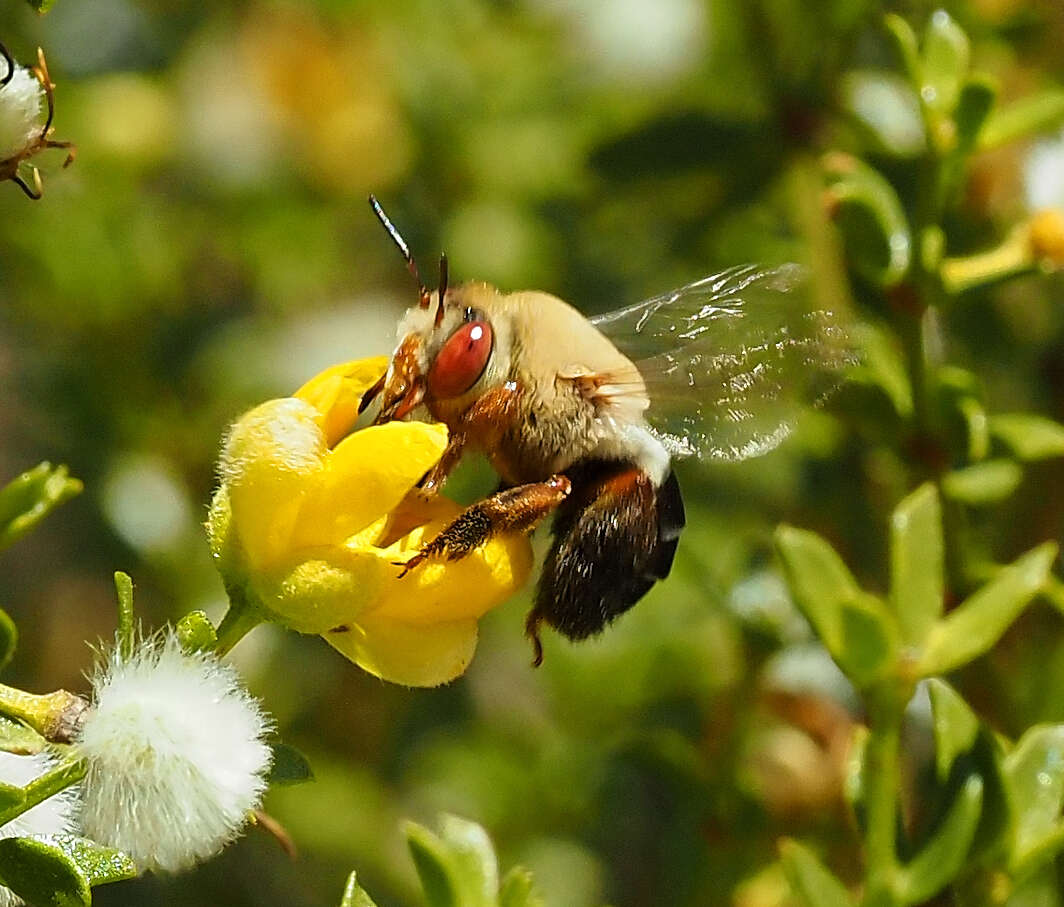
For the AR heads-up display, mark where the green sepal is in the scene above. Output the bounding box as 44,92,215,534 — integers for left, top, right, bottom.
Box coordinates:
25,0,57,13
774,526,897,688
499,866,545,907
980,89,1064,150
0,835,137,906
0,463,82,552
990,414,1064,461
897,775,983,904
919,9,970,122
824,153,912,287
890,484,944,647
340,871,380,907
928,679,980,782
175,610,218,653
0,606,16,673
919,542,1058,676
779,839,853,907
268,742,314,786
405,815,498,907
1003,725,1064,872
942,460,1023,505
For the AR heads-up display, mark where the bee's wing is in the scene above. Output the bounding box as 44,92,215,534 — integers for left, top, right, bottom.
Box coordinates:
590,264,856,462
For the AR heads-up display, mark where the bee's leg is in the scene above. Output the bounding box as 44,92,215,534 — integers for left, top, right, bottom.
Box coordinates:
396,475,571,577
416,383,523,496
525,464,685,666
415,431,467,497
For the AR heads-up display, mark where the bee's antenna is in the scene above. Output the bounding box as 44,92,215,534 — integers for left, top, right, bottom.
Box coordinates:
434,253,448,327
0,42,13,89
368,195,430,309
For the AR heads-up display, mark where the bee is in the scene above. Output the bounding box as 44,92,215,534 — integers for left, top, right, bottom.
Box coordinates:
362,198,854,664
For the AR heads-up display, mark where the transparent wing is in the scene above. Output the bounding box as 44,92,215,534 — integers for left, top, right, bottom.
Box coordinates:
590,264,856,462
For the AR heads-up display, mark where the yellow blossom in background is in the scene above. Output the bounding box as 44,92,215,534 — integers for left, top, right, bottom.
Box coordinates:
207,356,533,687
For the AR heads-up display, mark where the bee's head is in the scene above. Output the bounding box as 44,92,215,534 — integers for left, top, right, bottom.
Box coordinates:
364,198,504,424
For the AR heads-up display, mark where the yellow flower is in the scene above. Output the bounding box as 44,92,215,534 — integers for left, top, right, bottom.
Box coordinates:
206,356,533,687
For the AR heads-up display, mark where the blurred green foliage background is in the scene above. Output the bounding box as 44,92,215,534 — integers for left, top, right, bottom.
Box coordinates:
2,0,1064,904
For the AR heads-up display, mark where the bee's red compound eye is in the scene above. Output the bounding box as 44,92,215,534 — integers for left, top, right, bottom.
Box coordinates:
428,320,494,399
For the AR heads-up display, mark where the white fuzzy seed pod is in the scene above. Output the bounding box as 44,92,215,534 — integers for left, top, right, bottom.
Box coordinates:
0,65,43,163
0,750,81,907
75,632,273,873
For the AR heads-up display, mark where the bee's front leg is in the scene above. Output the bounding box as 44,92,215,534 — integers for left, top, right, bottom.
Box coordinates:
397,476,571,577
415,431,467,498
415,382,523,498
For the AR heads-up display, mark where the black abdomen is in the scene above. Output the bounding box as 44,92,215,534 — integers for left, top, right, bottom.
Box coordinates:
526,461,685,660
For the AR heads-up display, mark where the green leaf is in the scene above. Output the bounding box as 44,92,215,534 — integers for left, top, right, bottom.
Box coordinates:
438,814,498,906
954,75,997,153
779,839,853,907
839,594,897,688
25,0,57,12
775,524,862,649
406,821,460,907
1002,864,1064,906
0,605,17,673
942,460,1023,505
47,835,137,887
113,572,135,659
920,542,1058,676
928,679,980,782
852,323,914,419
0,780,25,815
499,866,545,907
175,610,218,653
920,9,970,120
980,89,1064,150
1004,725,1064,868
405,816,499,907
890,484,944,646
884,14,921,89
897,775,983,904
775,526,896,687
990,414,1064,461
0,836,131,906
0,836,91,907
268,743,314,786
0,716,47,754
0,463,82,552
824,153,912,287
340,871,380,907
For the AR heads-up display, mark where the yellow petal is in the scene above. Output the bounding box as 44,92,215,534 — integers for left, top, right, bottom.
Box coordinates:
222,398,327,570
288,421,448,551
294,356,390,447
324,614,481,687
365,509,534,624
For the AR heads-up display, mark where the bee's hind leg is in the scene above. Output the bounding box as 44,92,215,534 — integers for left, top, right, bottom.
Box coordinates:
526,464,685,666
396,475,571,577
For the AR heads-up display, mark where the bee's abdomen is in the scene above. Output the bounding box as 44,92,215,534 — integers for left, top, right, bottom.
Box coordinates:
528,461,685,648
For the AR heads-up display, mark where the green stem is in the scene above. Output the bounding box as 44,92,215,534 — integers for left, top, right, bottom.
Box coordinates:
0,683,87,743
862,701,904,907
0,756,86,828
214,588,265,657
